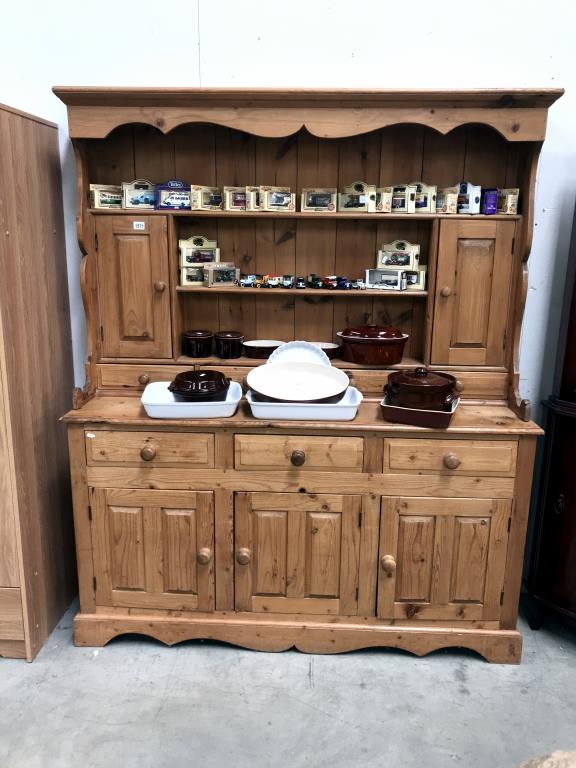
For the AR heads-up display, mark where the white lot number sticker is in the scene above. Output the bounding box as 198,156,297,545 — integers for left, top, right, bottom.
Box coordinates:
133,221,145,230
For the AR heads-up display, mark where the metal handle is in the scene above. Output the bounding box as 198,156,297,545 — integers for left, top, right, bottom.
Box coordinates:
197,547,212,565
443,452,461,470
138,373,150,385
440,286,452,298
236,548,251,566
140,445,157,461
380,555,397,576
290,450,306,467
154,281,166,292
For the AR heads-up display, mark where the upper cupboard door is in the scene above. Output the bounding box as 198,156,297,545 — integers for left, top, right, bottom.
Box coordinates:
95,216,172,359
431,220,516,366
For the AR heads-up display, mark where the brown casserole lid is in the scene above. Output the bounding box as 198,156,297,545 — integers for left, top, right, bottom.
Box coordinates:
339,325,405,340
388,367,456,390
385,367,457,412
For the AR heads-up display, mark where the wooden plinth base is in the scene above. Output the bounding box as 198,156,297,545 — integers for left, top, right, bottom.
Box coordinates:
74,613,522,664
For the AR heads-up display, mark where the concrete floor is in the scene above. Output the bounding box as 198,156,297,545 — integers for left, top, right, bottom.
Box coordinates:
0,601,575,768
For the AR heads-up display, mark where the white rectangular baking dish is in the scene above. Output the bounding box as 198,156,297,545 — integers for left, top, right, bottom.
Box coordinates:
246,386,363,421
141,380,242,419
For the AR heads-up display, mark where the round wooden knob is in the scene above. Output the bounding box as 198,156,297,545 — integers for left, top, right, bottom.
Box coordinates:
197,547,212,565
138,373,150,385
154,281,166,292
454,380,464,393
443,452,461,470
140,445,157,461
380,555,397,576
236,548,251,565
440,286,452,298
290,450,306,467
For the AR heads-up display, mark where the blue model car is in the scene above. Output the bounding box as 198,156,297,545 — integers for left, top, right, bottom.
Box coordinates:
130,192,155,206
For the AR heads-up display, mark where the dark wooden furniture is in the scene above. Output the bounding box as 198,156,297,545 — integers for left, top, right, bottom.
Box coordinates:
528,205,576,624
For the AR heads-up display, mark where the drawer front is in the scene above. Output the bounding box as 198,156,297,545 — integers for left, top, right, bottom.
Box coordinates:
97,364,192,390
0,588,24,641
235,435,364,472
384,438,517,476
85,430,215,467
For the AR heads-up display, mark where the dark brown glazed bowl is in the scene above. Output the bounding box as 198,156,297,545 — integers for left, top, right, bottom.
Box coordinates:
337,325,408,366
385,367,457,412
242,340,284,359
310,342,340,360
182,330,213,358
168,370,230,402
215,331,244,359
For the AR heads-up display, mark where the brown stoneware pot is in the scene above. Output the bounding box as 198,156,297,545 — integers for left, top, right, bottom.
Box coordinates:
337,325,409,366
385,367,457,411
168,370,230,402
182,330,213,358
215,331,244,359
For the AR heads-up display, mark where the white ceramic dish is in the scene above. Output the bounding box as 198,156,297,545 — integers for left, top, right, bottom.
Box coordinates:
268,340,330,366
246,386,363,420
141,380,242,418
246,362,349,402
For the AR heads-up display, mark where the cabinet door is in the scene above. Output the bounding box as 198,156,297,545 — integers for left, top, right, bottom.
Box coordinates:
377,497,511,621
90,488,214,611
431,219,516,366
235,492,361,616
95,216,172,359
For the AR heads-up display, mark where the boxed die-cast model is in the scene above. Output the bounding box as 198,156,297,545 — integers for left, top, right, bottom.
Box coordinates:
156,179,192,210
224,186,247,211
179,235,220,266
411,181,437,213
391,184,417,214
377,239,420,270
365,268,407,290
260,186,296,212
122,178,156,209
436,185,459,214
457,181,482,215
338,180,377,212
89,184,122,209
301,188,337,212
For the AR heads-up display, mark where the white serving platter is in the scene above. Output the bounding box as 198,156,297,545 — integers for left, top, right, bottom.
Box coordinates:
246,386,363,421
246,362,349,402
268,340,331,366
141,380,242,419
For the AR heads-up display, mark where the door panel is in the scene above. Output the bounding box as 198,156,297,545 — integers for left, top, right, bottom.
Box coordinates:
378,497,510,621
235,492,361,616
96,216,172,358
431,220,516,366
91,488,214,611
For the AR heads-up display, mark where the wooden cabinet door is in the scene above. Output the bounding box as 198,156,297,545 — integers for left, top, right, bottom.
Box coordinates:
90,488,214,611
235,492,361,616
431,219,516,366
95,216,172,359
377,497,511,621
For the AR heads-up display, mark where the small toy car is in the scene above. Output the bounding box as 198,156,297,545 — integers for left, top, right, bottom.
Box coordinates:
266,275,281,288
296,276,306,289
321,275,338,289
336,276,351,290
130,192,155,206
281,275,294,288
350,279,366,290
239,274,258,288
255,275,267,288
308,274,323,289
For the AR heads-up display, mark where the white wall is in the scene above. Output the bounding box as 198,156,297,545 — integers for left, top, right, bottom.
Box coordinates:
1,0,574,418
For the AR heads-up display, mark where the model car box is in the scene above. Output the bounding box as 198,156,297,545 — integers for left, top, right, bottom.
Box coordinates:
180,266,205,287
376,239,420,270
338,181,377,213
179,235,220,267
203,262,240,287
191,185,223,211
224,187,247,211
301,188,337,212
436,186,459,214
376,187,393,213
497,188,519,214
411,181,437,213
481,188,499,215
246,186,262,211
365,268,407,290
155,179,192,210
260,186,296,212
405,266,427,291
89,184,122,209
457,182,481,214
391,184,417,214
122,178,156,209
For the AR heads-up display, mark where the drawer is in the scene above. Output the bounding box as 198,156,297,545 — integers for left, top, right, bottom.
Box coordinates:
85,430,215,467
97,364,191,390
0,588,24,641
383,438,517,476
234,434,364,472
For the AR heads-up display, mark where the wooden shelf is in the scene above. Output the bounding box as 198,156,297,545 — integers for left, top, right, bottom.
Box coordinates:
176,286,428,297
89,208,521,222
175,354,424,370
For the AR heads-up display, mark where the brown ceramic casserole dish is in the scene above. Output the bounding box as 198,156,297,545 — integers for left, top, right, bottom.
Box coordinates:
385,367,457,411
337,325,409,365
182,330,213,358
168,370,231,401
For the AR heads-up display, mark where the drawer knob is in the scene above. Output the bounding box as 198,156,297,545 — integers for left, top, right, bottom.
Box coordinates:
140,445,157,461
197,547,212,566
380,555,397,576
290,450,306,467
236,548,251,566
454,379,464,393
440,286,452,298
154,281,166,293
443,452,461,470
138,373,150,385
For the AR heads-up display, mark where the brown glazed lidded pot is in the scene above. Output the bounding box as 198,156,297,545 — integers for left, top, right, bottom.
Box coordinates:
337,325,409,366
385,367,457,411
215,330,244,359
182,330,213,358
168,370,230,401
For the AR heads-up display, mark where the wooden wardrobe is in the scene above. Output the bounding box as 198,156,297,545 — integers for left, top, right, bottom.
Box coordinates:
0,102,76,660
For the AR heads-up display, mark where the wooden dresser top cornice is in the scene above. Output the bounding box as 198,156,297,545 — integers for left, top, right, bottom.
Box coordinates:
53,87,564,141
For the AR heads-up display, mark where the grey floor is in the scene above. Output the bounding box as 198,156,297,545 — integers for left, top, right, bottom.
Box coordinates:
0,601,575,768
